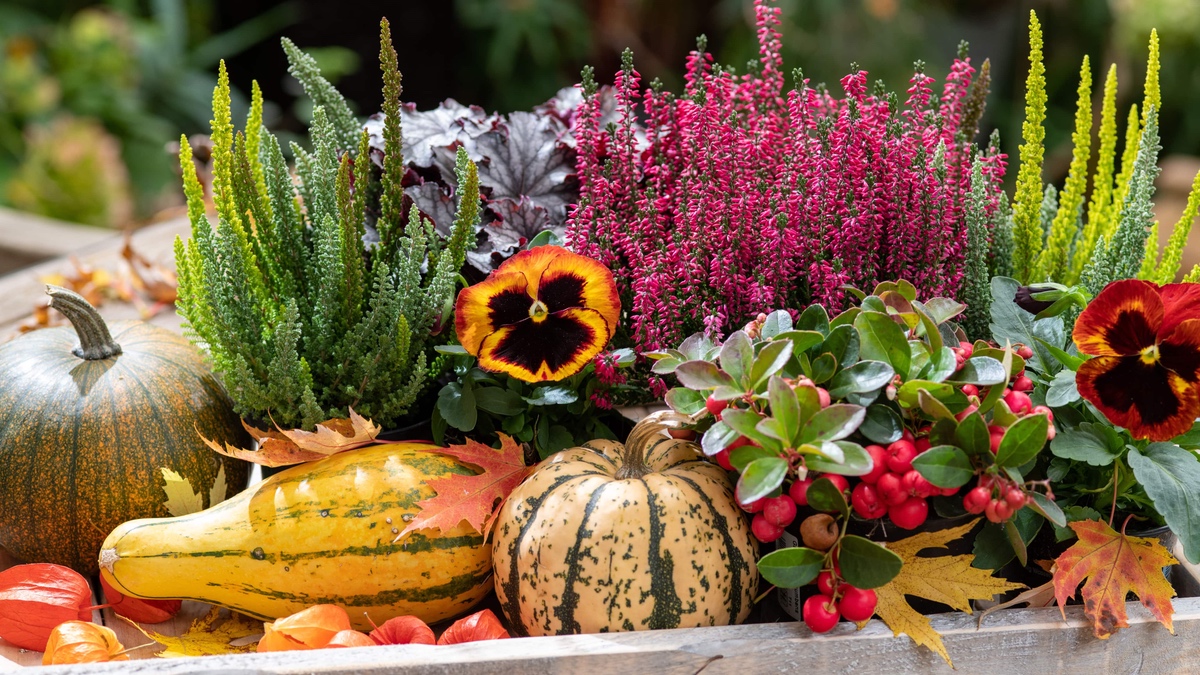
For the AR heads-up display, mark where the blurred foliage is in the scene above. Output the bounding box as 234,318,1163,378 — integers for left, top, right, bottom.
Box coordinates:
0,0,295,226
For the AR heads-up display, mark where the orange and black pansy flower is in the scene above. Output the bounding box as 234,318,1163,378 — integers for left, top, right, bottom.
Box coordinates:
1073,279,1200,441
455,246,620,382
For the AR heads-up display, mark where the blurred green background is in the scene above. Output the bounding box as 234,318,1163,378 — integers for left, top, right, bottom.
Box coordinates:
1,0,1197,230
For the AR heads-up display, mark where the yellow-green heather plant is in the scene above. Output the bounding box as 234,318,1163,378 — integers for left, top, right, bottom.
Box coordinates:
1069,65,1119,285
1035,55,1091,282
1157,170,1200,284
174,21,478,430
1010,10,1047,284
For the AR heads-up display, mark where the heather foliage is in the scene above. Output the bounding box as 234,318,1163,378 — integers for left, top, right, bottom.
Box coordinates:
566,0,1004,353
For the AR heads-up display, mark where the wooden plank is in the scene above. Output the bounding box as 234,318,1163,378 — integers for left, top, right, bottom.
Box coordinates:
0,208,114,260
26,598,1200,674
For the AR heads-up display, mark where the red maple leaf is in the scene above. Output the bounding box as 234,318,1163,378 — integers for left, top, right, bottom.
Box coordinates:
396,434,529,539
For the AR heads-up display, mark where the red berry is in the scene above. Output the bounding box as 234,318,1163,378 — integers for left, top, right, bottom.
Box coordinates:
739,492,765,513
838,586,878,622
816,571,835,596
1046,424,1057,441
764,495,798,527
939,485,960,497
1016,345,1034,360
963,486,991,514
989,430,1004,454
1013,375,1034,392
705,395,728,417
877,473,907,505
713,448,734,471
954,404,978,422
1004,390,1033,414
984,499,1002,523
751,513,784,542
915,436,932,453
961,384,979,398
1032,404,1054,420
726,435,755,451
901,428,916,443
851,482,889,519
889,497,929,530
802,594,841,633
902,470,935,498
823,474,850,496
817,387,831,408
861,445,889,484
958,341,974,358
994,499,1014,521
1005,487,1027,509
886,440,918,473
789,478,813,507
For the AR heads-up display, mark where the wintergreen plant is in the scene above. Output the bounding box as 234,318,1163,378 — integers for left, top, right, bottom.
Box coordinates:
174,20,477,430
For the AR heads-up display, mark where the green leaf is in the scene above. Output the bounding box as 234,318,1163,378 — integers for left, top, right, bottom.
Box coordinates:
768,376,801,443
918,389,955,421
810,353,838,384
819,324,859,369
761,310,793,339
736,457,788,503
437,381,477,431
923,346,957,382
994,414,1049,467
721,408,768,442
796,304,830,335
474,387,525,415
434,344,469,355
751,339,794,388
802,404,865,443
954,412,991,457
896,380,955,408
912,445,974,488
854,311,911,376
860,404,903,444
830,307,861,329
773,330,825,353
547,425,575,453
1045,368,1080,407
651,357,683,375
1128,443,1200,564
674,360,736,390
838,535,903,589
805,477,849,516
678,333,716,361
947,356,1007,386
913,303,944,353
720,330,754,387
923,297,967,324
701,421,739,456
1049,423,1121,466
730,445,777,471
808,441,873,476
523,385,579,406
972,508,1043,570
988,277,1065,374
757,547,825,588
1036,337,1085,371
1005,518,1028,566
664,387,706,416
827,360,894,398
1027,491,1067,528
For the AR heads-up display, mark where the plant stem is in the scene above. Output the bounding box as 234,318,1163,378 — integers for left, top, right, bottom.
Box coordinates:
46,285,122,360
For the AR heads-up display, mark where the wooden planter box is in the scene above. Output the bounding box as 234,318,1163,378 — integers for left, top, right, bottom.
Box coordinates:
4,217,1198,672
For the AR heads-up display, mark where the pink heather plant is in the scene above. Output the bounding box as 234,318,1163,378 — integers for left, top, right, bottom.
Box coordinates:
566,0,1007,353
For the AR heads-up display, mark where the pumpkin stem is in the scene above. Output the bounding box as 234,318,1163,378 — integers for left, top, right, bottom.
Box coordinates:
46,285,123,360
614,410,691,479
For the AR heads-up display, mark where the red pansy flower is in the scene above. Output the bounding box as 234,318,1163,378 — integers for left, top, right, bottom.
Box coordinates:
455,246,620,382
1073,279,1200,441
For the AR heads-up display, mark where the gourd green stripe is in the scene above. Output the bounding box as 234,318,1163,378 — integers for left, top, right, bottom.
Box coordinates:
642,482,685,629
112,532,484,564
218,567,493,607
553,481,611,634
672,473,747,625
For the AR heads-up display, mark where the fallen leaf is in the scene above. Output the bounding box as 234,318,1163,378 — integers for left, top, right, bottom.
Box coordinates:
397,434,529,539
258,605,351,652
42,622,127,665
130,607,260,657
98,576,180,624
202,411,382,467
121,232,178,304
436,609,509,645
977,580,1056,626
871,519,1024,667
368,616,435,646
160,468,204,516
1052,519,1177,639
0,564,94,651
327,630,376,648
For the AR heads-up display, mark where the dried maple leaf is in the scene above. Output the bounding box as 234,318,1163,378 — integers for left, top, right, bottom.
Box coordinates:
1052,519,1177,639
368,615,435,645
871,519,1024,667
98,576,180,625
202,411,382,467
0,564,94,651
159,468,205,516
129,607,260,658
258,605,352,652
121,232,178,305
436,609,509,645
396,434,529,540
42,621,128,665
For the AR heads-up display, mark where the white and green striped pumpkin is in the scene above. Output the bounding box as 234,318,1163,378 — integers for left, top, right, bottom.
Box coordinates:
493,412,758,635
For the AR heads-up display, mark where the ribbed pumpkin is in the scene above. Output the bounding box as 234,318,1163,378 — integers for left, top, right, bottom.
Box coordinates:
100,442,493,629
0,286,249,574
493,412,759,636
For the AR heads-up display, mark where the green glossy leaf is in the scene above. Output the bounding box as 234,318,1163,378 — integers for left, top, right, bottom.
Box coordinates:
805,477,849,516
678,333,716,361
896,380,954,408
907,341,931,381
474,386,525,415
729,444,776,471
918,389,955,421
437,381,477,431
762,310,793,339
923,297,967,324
994,414,1049,467
827,360,894,399
772,330,825,353
651,356,683,374
830,307,861,329
721,408,767,441
860,404,903,444
1005,518,1028,566
736,457,789,504
810,352,838,384
720,330,755,388
1036,337,1085,371
861,295,887,313
912,445,974,488
434,344,469,355
796,304,830,335
523,385,578,406
1128,443,1200,564
947,356,1007,386
954,412,991,457
1027,491,1066,528
665,387,706,416
768,376,801,443
802,404,865,443
757,547,825,588
912,302,944,353
674,360,736,390
988,277,1065,374
838,535,903,589
819,324,859,369
924,346,957,382
752,340,795,388
972,508,1042,571
854,311,911,376
701,421,739,456
808,441,873,476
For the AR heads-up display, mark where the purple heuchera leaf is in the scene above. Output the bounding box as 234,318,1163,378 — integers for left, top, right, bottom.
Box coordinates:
363,99,497,168
475,111,577,224
405,182,461,238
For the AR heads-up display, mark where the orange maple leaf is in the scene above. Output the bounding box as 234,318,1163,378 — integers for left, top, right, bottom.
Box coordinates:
1052,519,1178,639
396,434,529,539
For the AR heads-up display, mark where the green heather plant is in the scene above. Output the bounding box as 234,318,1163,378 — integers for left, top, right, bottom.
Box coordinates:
174,21,477,430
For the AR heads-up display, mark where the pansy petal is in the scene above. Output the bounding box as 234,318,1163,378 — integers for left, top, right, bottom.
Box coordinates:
1076,355,1200,442
478,308,610,382
1159,284,1200,340
1160,318,1200,384
455,271,530,355
1073,279,1162,356
538,250,620,334
493,246,562,299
